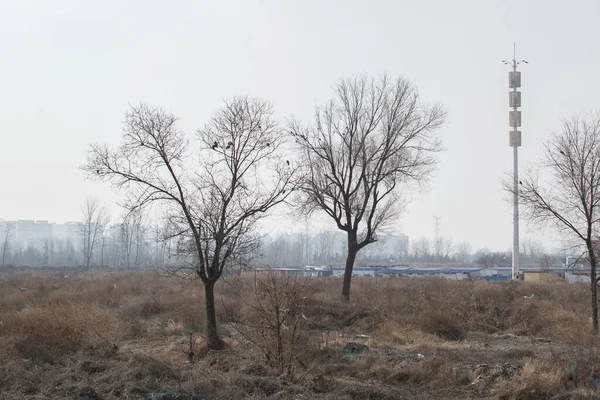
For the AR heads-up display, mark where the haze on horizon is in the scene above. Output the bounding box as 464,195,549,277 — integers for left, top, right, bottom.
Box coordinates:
1,0,600,252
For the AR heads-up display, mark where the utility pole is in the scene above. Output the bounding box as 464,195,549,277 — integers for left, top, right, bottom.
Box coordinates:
503,44,528,280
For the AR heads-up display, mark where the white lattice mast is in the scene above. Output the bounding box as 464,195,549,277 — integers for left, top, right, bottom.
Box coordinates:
503,44,527,279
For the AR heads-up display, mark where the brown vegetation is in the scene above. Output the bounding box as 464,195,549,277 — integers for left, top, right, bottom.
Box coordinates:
1,270,600,399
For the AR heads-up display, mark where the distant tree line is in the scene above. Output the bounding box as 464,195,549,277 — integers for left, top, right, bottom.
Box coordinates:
0,203,179,270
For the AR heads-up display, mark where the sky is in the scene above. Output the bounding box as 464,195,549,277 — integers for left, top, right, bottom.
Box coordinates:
1,0,600,252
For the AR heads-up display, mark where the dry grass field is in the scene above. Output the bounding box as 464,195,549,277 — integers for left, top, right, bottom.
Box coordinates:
1,269,600,399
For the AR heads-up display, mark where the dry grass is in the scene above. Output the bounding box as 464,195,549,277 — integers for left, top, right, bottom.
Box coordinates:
0,270,599,399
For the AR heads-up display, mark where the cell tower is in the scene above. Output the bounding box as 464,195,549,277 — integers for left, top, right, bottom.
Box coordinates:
503,44,528,279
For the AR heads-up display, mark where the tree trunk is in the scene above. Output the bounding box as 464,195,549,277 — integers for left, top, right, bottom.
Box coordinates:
588,242,599,335
592,279,599,335
204,280,226,349
341,246,358,302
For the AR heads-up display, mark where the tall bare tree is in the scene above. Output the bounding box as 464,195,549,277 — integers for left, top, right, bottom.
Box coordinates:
117,210,146,268
538,253,558,271
511,112,600,334
520,237,544,263
454,241,472,263
99,223,109,268
290,74,445,300
411,236,431,262
435,236,454,262
81,197,109,268
1,221,14,268
42,237,53,266
150,221,174,269
84,98,296,349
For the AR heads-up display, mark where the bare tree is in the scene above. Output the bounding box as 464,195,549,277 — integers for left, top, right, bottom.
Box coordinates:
455,241,472,263
42,237,53,266
315,230,337,264
1,221,14,268
118,210,146,268
290,74,445,300
437,236,454,262
118,215,135,268
99,223,109,268
84,98,296,349
81,197,109,268
151,222,169,269
411,236,431,262
520,237,544,263
510,112,600,334
475,249,510,268
539,253,558,271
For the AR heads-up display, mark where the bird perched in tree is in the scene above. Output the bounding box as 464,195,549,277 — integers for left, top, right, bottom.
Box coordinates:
212,141,218,150
519,180,523,185
266,142,270,147
286,160,290,165
96,169,100,174
560,150,566,156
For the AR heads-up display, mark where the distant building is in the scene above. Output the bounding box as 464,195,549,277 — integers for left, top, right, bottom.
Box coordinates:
523,271,552,283
565,270,590,283
15,220,52,250
470,266,513,280
0,219,83,252
52,222,83,250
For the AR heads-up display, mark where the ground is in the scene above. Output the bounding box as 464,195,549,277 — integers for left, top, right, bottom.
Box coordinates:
1,269,600,399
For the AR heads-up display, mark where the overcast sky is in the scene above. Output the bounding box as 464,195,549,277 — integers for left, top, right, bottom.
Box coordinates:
1,0,600,252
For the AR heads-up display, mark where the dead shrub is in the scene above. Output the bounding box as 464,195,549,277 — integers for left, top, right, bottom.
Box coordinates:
121,296,165,319
506,300,545,336
231,275,313,381
1,303,122,363
241,363,271,377
231,374,282,397
309,374,336,393
47,287,77,305
496,358,567,399
0,290,28,312
74,386,102,400
128,353,179,382
420,312,466,341
344,382,401,400
8,308,86,362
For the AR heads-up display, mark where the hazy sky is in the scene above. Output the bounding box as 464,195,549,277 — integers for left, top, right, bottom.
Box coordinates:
1,0,600,252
